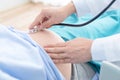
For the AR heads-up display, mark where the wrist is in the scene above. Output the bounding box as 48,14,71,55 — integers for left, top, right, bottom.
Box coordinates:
61,1,76,17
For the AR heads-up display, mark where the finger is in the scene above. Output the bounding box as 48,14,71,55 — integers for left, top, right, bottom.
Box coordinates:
44,42,66,48
44,47,66,53
29,19,40,29
29,15,44,29
53,58,71,63
48,52,68,59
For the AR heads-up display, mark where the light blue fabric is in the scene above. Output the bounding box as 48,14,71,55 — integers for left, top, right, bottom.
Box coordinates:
92,73,99,80
49,10,120,73
0,24,64,80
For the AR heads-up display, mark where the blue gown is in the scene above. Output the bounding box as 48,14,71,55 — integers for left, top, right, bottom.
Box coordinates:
0,24,64,80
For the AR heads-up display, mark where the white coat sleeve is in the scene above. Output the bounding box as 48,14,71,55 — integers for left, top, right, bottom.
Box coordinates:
91,34,120,62
72,0,120,17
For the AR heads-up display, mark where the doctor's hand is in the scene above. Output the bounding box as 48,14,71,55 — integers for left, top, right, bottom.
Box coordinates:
44,38,93,63
29,2,75,30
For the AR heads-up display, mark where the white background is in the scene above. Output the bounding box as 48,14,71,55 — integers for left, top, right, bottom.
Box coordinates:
31,0,70,6
0,0,29,11
0,0,71,11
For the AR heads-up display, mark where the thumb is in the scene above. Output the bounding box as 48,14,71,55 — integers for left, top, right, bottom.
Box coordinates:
29,20,39,30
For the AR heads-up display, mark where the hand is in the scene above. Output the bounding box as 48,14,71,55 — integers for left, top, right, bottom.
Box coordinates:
44,38,93,63
29,2,75,30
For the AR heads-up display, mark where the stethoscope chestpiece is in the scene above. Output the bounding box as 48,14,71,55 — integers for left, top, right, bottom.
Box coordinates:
29,26,40,33
28,26,47,34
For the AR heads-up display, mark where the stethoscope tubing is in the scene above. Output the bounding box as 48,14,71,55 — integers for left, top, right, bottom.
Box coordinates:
53,0,116,27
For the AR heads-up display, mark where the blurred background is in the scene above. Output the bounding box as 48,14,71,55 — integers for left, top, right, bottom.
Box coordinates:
0,0,70,30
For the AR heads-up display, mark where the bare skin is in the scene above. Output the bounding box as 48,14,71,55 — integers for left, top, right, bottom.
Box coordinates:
29,30,71,80
29,1,76,29
45,38,92,63
29,1,93,64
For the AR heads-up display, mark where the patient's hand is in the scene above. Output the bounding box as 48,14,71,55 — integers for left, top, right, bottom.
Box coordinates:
29,29,71,80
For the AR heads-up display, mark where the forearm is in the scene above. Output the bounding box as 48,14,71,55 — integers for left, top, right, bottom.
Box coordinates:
60,1,76,17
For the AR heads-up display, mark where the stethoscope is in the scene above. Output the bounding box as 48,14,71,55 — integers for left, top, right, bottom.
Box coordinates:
54,0,116,27
29,0,116,33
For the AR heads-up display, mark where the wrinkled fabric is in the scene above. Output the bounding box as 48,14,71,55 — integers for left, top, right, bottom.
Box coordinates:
0,24,64,80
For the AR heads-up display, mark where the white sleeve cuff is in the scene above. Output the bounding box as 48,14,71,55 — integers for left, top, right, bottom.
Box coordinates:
91,39,106,61
72,0,90,17
91,34,120,62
